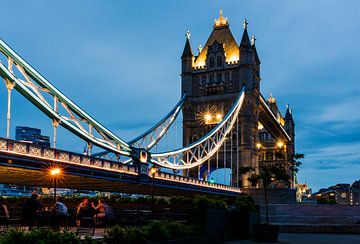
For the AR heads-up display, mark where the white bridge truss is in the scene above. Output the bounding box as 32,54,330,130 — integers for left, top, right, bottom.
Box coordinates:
129,94,185,150
0,39,131,156
151,87,245,170
0,38,246,171
94,95,185,162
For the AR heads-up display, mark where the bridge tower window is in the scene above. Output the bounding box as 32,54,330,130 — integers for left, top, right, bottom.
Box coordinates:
217,73,222,82
201,75,207,85
217,56,223,67
209,57,215,68
209,74,214,83
225,72,230,82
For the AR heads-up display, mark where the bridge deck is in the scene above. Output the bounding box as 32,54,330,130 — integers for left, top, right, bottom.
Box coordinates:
0,138,241,197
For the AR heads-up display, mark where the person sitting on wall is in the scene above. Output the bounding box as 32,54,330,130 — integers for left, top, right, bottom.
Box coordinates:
22,193,43,229
76,198,93,227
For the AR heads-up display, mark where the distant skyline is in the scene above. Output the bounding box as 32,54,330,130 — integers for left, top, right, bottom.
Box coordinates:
0,1,359,191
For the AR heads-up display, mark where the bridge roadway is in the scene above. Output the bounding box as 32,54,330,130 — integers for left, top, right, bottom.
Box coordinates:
0,138,241,197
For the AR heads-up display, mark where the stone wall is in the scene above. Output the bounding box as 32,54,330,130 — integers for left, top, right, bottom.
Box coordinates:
259,204,360,226
243,188,297,204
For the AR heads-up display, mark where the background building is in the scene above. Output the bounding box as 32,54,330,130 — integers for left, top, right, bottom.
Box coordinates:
15,126,50,147
350,180,360,205
0,126,51,196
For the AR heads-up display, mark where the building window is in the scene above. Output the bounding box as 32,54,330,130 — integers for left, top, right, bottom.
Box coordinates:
225,72,230,82
201,75,207,85
209,74,214,83
209,57,215,68
217,73,222,82
217,56,223,67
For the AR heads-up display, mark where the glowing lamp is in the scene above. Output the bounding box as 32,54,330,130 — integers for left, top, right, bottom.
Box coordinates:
149,166,157,176
204,113,212,121
277,141,284,149
258,122,264,130
139,150,148,163
216,113,222,121
256,143,262,149
50,168,61,176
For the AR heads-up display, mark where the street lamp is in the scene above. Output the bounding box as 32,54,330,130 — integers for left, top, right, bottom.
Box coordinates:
149,166,157,211
50,167,61,204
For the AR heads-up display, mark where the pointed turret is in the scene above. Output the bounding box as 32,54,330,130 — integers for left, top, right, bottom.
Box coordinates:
239,19,254,65
182,30,193,58
251,35,261,65
284,103,295,139
240,19,251,48
181,30,193,74
193,10,239,68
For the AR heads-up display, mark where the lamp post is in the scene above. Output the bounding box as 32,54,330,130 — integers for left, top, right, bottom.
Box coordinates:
50,167,61,204
149,166,157,211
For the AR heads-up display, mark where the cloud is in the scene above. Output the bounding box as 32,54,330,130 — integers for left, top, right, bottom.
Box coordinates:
317,98,360,124
303,142,360,170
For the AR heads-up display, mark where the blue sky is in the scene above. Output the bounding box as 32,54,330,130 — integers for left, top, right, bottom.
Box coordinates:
0,0,359,191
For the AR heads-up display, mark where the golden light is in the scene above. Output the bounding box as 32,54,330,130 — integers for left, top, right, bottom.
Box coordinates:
256,143,262,149
149,166,157,176
204,113,212,122
50,167,61,176
227,54,239,64
257,122,264,130
139,150,148,163
277,141,284,149
216,113,222,121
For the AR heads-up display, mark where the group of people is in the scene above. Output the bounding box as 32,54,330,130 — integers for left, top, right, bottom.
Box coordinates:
21,193,109,228
76,198,108,227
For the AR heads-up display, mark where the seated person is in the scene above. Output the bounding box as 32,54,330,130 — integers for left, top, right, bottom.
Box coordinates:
51,196,68,226
22,193,43,228
92,199,107,225
76,198,93,227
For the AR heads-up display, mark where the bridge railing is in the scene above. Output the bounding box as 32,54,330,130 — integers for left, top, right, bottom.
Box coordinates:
0,138,241,193
154,172,241,193
0,137,138,175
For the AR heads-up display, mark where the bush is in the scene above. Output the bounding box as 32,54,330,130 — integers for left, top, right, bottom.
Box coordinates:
104,221,201,243
169,196,192,205
0,228,80,244
145,221,171,242
155,197,168,205
193,195,227,209
103,225,126,244
234,195,258,212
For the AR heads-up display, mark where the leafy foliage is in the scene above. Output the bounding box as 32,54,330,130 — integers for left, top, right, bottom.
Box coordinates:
0,228,80,244
103,221,201,243
234,195,258,212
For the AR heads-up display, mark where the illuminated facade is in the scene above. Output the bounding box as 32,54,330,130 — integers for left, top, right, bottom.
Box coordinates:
181,11,295,188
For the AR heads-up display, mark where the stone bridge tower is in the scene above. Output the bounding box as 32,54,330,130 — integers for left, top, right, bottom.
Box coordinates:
181,11,262,187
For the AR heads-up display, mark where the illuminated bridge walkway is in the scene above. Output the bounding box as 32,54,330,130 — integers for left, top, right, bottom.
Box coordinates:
0,38,290,197
0,138,240,196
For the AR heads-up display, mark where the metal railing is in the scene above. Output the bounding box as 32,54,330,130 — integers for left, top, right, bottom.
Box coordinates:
0,138,241,193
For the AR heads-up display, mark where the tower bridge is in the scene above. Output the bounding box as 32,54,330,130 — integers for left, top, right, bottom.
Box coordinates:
0,11,296,197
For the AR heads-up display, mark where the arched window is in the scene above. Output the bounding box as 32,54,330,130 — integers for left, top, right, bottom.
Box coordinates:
217,56,223,67
209,57,215,68
192,135,199,143
209,74,214,83
217,73,222,82
225,72,230,82
202,75,207,84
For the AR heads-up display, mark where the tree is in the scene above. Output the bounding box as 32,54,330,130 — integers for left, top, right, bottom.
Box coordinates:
245,153,304,225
